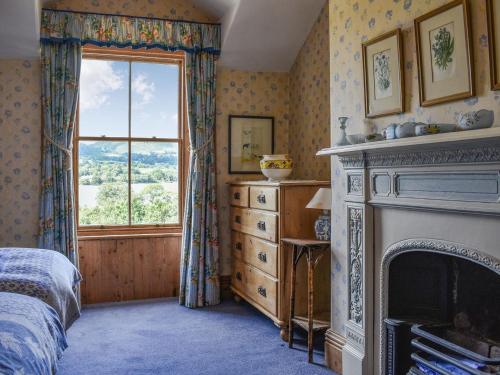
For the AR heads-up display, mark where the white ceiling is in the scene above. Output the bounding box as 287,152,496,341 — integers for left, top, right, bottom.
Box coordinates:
0,0,326,72
0,0,41,59
193,0,327,71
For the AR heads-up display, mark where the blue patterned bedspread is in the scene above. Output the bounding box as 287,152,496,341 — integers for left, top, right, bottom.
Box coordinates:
0,292,67,375
0,248,82,329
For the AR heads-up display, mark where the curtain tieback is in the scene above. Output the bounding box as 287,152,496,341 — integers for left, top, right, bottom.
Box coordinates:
189,132,214,171
44,134,73,171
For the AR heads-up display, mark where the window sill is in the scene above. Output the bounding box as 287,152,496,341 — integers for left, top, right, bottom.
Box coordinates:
78,227,182,241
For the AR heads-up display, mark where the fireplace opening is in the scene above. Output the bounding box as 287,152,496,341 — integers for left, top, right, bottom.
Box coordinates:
384,251,500,375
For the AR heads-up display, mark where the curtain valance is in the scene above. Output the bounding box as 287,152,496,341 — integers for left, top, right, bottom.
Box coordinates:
40,9,221,55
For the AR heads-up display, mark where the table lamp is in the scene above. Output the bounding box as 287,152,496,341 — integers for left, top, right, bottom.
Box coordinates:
306,188,332,241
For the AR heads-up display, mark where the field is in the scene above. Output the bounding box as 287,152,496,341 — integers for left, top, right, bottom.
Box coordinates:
78,141,179,225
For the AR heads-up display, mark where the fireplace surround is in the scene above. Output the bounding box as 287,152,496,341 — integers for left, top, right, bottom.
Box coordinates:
318,128,500,375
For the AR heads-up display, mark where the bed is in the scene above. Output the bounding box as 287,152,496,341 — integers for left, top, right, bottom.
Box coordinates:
0,247,82,329
0,292,67,375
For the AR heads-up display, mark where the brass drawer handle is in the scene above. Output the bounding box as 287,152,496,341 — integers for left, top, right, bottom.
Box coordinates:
257,252,267,263
257,221,266,231
233,192,241,200
236,272,242,281
235,215,241,224
257,193,266,204
235,242,242,250
257,286,267,298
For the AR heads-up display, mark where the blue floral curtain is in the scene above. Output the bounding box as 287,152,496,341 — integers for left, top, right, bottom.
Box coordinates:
38,42,81,265
179,53,220,307
40,9,221,306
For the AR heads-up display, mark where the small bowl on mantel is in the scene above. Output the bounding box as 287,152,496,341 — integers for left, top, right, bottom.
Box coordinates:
346,134,366,145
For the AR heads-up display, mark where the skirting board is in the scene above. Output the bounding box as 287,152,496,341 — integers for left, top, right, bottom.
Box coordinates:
325,329,346,374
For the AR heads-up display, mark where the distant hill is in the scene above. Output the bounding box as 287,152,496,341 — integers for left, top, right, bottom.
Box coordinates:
80,141,178,165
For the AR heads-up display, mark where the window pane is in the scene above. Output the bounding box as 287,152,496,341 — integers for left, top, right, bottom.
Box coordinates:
131,62,179,138
131,142,179,225
79,59,129,137
78,141,129,225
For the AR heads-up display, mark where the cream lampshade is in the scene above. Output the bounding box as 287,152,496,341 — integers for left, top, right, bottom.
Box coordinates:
306,188,332,210
306,188,332,241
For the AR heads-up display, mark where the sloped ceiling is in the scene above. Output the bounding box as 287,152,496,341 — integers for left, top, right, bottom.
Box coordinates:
0,0,326,72
192,0,327,72
0,0,42,59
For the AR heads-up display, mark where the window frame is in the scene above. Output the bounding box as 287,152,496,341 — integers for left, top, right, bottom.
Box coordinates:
75,46,188,237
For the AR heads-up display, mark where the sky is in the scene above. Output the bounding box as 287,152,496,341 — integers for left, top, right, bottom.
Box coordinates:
79,59,179,139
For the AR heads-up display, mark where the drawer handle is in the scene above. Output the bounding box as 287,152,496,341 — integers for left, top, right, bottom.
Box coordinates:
235,242,242,251
235,215,241,224
257,286,267,298
257,221,266,231
233,192,241,200
236,272,242,281
257,193,266,204
257,252,267,263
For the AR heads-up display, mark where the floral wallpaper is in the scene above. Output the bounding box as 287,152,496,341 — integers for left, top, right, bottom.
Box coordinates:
289,3,330,181
44,0,214,22
215,68,290,275
0,60,41,247
329,0,500,336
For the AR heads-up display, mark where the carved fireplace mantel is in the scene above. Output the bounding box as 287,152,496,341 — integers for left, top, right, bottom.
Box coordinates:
318,127,500,375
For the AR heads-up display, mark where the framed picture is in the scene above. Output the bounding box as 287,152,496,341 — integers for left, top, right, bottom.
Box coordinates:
414,0,474,106
362,29,404,118
228,115,274,174
487,0,500,90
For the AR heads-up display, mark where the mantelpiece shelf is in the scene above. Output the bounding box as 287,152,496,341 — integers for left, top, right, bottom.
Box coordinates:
317,127,500,156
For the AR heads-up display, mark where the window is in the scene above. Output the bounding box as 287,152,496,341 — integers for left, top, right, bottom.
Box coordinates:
76,48,185,232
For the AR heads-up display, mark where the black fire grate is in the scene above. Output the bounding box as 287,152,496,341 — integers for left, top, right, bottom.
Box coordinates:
409,324,500,375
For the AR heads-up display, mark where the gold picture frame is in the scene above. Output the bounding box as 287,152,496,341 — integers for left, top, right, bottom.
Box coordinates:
487,0,500,90
362,28,404,118
414,0,475,106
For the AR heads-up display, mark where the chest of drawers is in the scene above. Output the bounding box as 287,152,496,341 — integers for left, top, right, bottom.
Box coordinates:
229,180,331,340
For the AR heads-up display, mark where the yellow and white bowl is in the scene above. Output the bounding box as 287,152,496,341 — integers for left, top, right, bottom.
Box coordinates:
260,154,293,181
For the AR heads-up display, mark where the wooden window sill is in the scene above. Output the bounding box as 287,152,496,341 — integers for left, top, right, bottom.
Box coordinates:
78,228,182,241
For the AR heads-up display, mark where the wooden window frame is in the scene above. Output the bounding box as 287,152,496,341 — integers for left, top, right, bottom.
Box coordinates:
75,46,189,237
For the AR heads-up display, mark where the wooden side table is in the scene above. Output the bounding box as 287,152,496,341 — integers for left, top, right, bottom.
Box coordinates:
282,238,331,363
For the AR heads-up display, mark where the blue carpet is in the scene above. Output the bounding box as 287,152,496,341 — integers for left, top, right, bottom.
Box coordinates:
58,298,335,375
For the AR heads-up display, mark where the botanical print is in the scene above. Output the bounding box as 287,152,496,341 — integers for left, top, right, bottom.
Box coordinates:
230,117,273,172
373,49,392,99
430,23,456,82
241,126,264,163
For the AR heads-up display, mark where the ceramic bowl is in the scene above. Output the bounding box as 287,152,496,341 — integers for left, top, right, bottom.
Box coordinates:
261,168,292,181
415,123,456,136
260,154,293,181
346,134,366,145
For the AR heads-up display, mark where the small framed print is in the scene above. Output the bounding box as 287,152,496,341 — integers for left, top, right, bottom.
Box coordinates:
487,0,500,90
362,29,404,118
414,0,475,106
228,115,274,174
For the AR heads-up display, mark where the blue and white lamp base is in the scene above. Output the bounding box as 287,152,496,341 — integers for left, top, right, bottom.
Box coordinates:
314,210,331,241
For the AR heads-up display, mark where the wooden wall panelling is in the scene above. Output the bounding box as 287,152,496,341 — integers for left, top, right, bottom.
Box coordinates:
78,235,181,304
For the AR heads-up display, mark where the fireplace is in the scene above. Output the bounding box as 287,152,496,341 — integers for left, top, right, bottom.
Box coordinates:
384,249,500,374
318,129,500,375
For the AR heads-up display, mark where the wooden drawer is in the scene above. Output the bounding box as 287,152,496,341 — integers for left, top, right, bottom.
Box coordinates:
232,259,246,293
249,186,278,211
231,231,244,260
246,265,277,315
231,208,278,243
244,235,278,277
230,186,249,207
